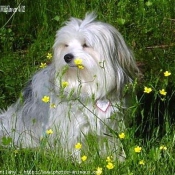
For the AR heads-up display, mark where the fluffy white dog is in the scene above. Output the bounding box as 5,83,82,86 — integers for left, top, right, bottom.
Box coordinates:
0,13,138,161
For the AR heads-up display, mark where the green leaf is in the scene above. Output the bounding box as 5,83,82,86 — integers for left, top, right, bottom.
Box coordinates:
2,136,12,145
117,18,126,25
145,1,153,6
53,16,60,22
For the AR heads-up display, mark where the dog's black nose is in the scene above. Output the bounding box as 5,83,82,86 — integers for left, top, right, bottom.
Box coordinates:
64,54,74,63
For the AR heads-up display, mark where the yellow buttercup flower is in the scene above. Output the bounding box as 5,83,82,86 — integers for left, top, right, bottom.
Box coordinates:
74,58,84,69
81,155,87,161
50,103,56,108
119,132,125,139
160,145,167,150
106,162,115,169
77,65,84,69
159,89,167,96
74,58,83,65
46,129,53,135
40,62,47,68
42,96,50,103
106,156,113,163
61,81,69,88
96,167,102,175
144,87,152,93
134,146,142,153
164,71,171,77
75,142,82,150
139,160,145,165
14,150,19,154
47,53,52,59
106,157,111,162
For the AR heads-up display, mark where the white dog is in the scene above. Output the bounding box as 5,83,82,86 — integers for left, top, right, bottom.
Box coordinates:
0,13,138,161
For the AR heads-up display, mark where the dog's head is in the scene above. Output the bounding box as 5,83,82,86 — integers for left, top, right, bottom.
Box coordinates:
53,13,139,99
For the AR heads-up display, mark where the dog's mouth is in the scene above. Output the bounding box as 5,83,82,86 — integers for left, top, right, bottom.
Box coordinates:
64,54,85,70
73,58,85,70
68,64,85,70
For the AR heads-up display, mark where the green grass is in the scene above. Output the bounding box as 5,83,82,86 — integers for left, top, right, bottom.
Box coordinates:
0,0,175,174
0,130,175,174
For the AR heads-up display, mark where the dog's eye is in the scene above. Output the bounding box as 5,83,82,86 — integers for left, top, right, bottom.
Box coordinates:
82,43,88,48
65,44,68,47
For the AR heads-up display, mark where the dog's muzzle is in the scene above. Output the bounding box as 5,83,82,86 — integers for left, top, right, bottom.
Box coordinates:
64,53,74,63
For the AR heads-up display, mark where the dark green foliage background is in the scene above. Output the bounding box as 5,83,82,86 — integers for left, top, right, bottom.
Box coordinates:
0,0,175,107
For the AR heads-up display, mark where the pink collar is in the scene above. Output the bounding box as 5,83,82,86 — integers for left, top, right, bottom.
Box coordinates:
96,99,110,112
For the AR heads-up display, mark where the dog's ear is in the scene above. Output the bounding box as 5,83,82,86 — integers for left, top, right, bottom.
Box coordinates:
113,29,139,82
117,43,139,81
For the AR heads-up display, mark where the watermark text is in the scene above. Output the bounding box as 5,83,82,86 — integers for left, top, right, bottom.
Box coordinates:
0,5,25,13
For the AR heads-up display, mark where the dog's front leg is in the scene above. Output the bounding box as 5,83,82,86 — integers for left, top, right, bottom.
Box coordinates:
67,122,90,163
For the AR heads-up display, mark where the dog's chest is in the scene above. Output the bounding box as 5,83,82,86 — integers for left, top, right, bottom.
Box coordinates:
49,99,119,135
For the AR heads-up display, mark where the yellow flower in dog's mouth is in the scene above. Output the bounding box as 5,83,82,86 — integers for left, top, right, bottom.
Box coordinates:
74,58,84,69
74,58,82,65
77,65,84,69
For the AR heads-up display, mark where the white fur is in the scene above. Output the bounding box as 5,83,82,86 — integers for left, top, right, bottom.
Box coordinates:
0,13,138,161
